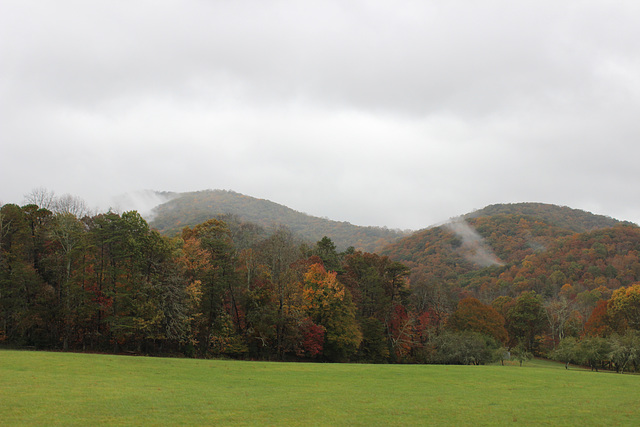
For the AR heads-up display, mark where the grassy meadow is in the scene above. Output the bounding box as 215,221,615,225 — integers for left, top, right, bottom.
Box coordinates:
1,350,639,426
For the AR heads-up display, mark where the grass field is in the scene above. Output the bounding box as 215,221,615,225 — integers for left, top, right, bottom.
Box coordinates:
1,350,639,425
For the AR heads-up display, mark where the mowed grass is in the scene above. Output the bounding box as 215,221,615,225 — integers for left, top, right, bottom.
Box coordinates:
1,350,639,426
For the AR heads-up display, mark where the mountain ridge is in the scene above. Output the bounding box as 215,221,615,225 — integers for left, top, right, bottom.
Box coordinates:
149,189,409,252
381,201,639,307
463,202,628,232
149,189,632,264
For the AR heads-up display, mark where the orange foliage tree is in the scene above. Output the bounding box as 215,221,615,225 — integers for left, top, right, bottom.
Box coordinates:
608,283,640,331
302,263,361,361
447,297,508,343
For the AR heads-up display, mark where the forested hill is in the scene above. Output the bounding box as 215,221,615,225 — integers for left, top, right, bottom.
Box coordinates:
381,203,638,301
464,202,626,232
5,196,640,365
149,189,408,252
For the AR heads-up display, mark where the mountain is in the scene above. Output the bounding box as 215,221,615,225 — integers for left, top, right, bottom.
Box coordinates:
384,203,623,267
464,202,625,232
381,202,640,301
149,189,408,252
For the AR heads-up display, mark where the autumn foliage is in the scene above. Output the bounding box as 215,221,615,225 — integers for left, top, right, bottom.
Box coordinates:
447,297,508,343
3,198,640,368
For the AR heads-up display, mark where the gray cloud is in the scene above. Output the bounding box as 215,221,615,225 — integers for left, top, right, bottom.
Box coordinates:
2,1,640,229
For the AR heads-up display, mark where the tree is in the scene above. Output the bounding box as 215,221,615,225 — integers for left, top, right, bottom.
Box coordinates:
447,297,508,343
608,331,640,374
578,336,610,372
298,318,325,358
314,236,341,272
511,343,533,366
584,300,613,337
341,252,409,323
0,204,49,346
387,304,421,362
257,226,305,359
545,296,574,347
138,230,193,351
48,212,86,350
608,283,640,331
341,252,390,320
21,203,53,277
24,187,56,211
431,331,499,365
505,291,547,352
303,263,362,361
384,261,410,306
105,211,155,351
552,337,578,369
491,295,514,319
53,194,90,218
358,316,389,363
81,210,183,353
182,218,239,356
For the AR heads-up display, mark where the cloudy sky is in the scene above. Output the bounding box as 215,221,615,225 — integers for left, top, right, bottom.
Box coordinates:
2,1,640,230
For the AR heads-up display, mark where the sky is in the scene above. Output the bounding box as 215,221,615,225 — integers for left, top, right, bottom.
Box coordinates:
2,1,640,230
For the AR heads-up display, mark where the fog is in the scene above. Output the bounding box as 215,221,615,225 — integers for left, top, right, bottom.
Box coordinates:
2,1,640,229
446,218,504,267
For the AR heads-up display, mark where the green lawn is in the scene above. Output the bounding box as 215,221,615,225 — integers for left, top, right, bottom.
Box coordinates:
1,350,639,426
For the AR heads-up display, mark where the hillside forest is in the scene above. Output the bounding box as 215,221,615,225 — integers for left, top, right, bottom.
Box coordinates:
2,192,640,370
149,190,408,252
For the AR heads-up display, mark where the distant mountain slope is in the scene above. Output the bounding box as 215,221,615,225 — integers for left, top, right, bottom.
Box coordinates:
502,225,640,291
382,212,575,281
381,203,638,299
464,202,624,232
149,189,408,252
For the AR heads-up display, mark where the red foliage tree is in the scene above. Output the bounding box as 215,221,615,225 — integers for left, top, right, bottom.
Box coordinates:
584,300,611,337
299,319,325,357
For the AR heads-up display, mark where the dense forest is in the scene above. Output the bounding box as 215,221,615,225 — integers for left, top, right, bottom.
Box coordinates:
149,190,408,252
464,202,626,232
381,204,640,370
2,193,640,370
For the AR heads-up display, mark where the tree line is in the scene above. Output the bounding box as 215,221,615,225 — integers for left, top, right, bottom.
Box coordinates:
3,194,640,368
548,283,640,372
0,198,411,361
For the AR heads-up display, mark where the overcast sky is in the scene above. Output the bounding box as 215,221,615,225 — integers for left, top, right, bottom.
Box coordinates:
2,1,640,230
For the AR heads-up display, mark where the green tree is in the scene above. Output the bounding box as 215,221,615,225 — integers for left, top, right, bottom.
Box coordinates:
0,204,48,346
511,342,533,366
384,261,410,306
314,236,341,272
578,336,611,372
505,291,547,352
608,331,640,374
83,211,182,353
48,212,86,350
341,252,406,321
552,337,578,369
432,331,499,365
257,226,305,360
182,218,239,356
358,316,390,363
